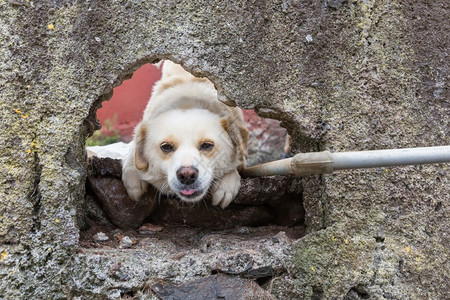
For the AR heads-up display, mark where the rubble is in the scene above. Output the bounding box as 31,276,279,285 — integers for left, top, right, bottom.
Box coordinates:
119,236,133,249
93,232,109,242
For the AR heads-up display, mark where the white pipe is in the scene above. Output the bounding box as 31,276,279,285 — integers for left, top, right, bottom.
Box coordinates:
332,146,450,170
241,146,450,178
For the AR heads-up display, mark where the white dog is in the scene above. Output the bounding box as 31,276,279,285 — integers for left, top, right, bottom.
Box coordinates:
122,61,248,208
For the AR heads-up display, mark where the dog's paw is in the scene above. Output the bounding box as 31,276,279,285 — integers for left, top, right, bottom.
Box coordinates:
122,167,147,201
211,170,241,209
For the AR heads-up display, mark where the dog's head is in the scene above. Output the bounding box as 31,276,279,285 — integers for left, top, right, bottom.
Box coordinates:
134,108,244,202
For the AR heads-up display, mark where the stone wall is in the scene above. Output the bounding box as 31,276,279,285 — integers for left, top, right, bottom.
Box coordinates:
0,0,448,299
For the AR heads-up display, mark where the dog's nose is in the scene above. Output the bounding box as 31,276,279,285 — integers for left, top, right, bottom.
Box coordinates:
176,166,199,185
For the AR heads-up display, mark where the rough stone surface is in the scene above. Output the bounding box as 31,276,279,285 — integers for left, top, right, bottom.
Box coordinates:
92,232,109,242
84,195,111,227
87,156,123,178
89,177,157,229
0,1,448,299
148,198,275,230
234,176,303,206
151,273,275,300
87,157,157,229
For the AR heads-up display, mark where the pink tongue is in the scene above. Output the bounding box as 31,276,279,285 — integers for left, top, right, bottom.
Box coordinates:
181,189,196,195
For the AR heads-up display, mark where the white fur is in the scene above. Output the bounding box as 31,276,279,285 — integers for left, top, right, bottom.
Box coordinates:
122,61,248,208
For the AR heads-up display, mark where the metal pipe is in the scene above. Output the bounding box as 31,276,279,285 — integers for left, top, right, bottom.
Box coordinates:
241,145,450,178
332,146,450,170
241,157,293,177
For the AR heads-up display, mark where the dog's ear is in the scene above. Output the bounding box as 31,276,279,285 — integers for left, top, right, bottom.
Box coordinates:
134,124,149,170
220,116,248,160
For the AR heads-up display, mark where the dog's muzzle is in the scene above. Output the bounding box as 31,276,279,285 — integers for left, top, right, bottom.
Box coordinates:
176,166,200,196
176,166,198,184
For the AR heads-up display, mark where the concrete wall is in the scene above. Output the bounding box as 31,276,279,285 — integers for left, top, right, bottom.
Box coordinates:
0,0,448,299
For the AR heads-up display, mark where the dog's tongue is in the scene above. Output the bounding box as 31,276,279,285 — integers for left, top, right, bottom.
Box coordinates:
181,189,196,196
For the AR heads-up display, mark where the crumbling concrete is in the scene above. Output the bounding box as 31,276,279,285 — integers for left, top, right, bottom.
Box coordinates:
0,0,448,299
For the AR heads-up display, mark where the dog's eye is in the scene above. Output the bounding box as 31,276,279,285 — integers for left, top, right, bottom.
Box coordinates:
199,141,214,151
160,142,175,153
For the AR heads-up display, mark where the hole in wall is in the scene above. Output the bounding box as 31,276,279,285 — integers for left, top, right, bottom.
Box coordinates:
80,59,308,250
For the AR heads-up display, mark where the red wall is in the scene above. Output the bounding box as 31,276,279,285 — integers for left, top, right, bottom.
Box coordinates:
97,63,162,141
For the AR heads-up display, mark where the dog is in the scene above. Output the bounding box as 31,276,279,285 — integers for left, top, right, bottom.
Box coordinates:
122,61,248,208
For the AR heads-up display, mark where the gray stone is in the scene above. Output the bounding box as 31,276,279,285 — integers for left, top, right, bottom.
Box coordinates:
151,274,274,300
0,1,448,299
93,232,109,242
119,236,133,249
234,176,303,206
85,195,111,226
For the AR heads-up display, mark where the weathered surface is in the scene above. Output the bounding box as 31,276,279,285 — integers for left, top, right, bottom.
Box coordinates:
148,198,275,229
89,177,157,229
77,228,293,299
0,1,448,299
87,156,158,229
151,273,275,300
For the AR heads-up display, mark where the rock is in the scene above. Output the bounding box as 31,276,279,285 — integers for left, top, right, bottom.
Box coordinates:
237,227,250,234
87,156,158,229
148,198,274,230
151,274,274,300
243,110,288,165
87,156,123,178
119,236,133,249
245,266,276,280
84,195,112,226
138,223,163,234
344,287,370,300
89,177,157,229
234,176,303,206
93,232,109,242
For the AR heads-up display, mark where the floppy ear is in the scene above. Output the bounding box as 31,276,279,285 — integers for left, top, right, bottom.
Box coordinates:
220,116,248,161
134,124,149,170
